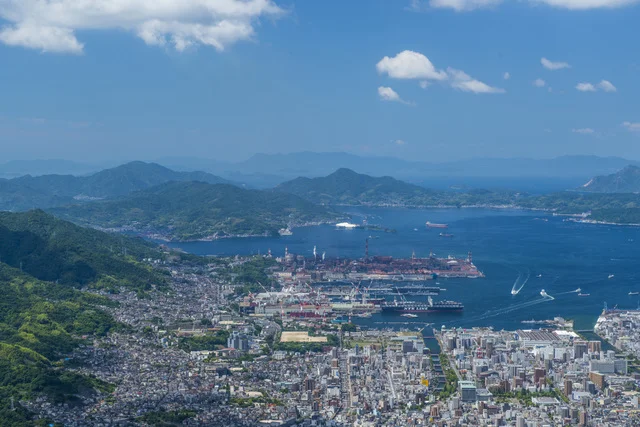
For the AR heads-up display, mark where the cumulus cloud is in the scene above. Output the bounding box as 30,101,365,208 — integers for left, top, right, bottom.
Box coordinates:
376,50,447,81
531,0,639,9
447,68,505,94
541,57,570,70
503,72,510,80
572,128,595,134
576,82,596,92
576,80,617,92
429,0,503,11
378,86,413,105
0,0,283,54
533,78,546,87
623,122,640,132
597,80,617,92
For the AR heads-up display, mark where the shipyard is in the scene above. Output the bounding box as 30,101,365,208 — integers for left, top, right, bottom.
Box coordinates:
234,244,480,322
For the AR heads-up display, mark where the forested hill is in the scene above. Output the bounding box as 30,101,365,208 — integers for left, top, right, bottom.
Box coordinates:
579,165,640,193
0,209,166,290
0,161,230,211
50,181,340,241
275,168,513,206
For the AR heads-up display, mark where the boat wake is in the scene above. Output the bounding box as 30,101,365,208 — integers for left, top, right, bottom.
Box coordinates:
510,269,530,295
445,296,554,326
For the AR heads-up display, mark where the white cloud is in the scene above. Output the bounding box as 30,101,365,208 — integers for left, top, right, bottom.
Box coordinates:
378,86,413,105
376,50,447,81
533,78,546,87
576,82,596,92
0,0,283,54
0,23,84,54
597,80,617,92
576,80,617,92
447,68,505,94
541,57,570,70
623,122,640,132
393,139,407,145
503,72,510,80
429,0,503,11
409,0,640,11
531,0,639,10
572,128,595,134
377,50,504,94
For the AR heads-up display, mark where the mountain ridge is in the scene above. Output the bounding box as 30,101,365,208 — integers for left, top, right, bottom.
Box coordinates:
580,165,640,193
0,161,231,211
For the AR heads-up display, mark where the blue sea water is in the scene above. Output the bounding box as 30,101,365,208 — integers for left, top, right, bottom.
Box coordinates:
163,207,640,332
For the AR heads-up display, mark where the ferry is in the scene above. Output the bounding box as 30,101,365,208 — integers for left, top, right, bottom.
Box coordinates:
426,221,448,229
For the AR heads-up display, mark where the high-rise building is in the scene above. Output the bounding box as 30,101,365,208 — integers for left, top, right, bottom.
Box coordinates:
574,340,588,359
564,378,573,397
589,372,606,389
588,340,602,353
227,331,250,351
459,380,477,402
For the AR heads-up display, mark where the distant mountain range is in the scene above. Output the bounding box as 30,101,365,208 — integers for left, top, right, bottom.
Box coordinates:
158,152,640,189
51,181,340,241
0,161,230,211
5,153,639,191
580,165,640,193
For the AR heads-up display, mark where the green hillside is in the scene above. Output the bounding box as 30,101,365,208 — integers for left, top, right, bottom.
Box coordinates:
0,161,230,211
0,210,166,291
51,181,339,241
0,211,179,424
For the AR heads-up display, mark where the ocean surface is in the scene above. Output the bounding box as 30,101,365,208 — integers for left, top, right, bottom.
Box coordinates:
162,207,640,334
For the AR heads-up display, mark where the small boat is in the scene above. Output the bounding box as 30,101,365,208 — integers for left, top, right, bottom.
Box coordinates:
629,292,639,296
608,274,615,279
540,289,549,297
536,274,542,278
401,313,418,318
575,288,581,293
578,293,590,297
426,221,448,229
439,233,454,237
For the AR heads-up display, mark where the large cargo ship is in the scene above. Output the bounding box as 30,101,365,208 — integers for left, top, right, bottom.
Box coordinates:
381,296,463,313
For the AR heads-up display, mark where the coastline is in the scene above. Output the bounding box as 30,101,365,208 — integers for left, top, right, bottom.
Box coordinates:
90,204,639,242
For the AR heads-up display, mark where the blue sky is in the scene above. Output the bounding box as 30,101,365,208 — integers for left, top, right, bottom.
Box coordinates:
0,0,639,163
